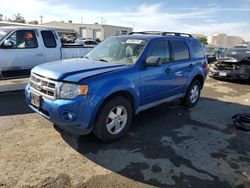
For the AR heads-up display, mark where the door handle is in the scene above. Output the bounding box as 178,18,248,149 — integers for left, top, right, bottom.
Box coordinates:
165,68,171,73
36,53,43,56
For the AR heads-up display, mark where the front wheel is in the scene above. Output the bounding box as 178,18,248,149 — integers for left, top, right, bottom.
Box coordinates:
93,96,133,142
182,80,201,108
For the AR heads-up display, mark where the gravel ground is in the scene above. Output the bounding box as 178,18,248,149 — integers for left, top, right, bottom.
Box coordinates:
0,77,249,188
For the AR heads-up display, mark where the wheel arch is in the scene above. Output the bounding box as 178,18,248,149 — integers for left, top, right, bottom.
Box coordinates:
192,74,204,88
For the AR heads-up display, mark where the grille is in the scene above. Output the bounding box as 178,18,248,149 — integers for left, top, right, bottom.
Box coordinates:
30,73,59,100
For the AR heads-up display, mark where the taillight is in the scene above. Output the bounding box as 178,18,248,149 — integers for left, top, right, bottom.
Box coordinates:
204,60,208,69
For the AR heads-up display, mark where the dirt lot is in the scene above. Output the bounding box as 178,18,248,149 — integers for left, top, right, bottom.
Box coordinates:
0,77,250,188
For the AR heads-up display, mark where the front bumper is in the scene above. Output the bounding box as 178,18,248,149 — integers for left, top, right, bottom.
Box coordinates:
209,67,249,80
25,84,103,135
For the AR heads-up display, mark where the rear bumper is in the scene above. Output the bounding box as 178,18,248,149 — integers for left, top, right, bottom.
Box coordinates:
209,67,249,80
25,84,103,135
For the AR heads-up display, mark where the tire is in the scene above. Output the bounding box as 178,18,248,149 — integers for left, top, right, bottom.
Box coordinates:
93,96,133,142
182,80,201,108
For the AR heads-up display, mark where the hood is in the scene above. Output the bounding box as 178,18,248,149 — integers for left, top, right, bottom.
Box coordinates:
218,50,250,63
217,55,250,64
32,58,129,82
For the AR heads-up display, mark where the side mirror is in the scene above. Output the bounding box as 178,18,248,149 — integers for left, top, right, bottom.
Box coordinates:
145,56,161,66
3,40,14,48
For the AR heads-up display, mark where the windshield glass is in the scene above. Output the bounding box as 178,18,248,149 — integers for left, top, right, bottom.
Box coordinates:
85,37,147,65
225,48,250,56
205,47,219,53
0,28,12,41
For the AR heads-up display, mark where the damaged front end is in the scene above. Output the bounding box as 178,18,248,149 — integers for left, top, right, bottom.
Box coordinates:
209,56,250,80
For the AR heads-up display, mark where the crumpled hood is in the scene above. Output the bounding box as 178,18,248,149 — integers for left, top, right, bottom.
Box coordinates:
32,58,128,82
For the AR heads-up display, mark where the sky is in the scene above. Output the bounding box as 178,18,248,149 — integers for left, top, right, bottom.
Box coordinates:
0,0,250,41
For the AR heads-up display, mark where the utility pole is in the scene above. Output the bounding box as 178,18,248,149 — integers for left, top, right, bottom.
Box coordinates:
40,15,43,24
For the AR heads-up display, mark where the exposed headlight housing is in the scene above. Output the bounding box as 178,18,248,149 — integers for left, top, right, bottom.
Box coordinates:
58,83,88,99
220,57,238,62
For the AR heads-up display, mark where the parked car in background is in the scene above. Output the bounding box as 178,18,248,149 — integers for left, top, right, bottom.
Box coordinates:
0,27,93,79
61,34,76,43
209,48,250,80
25,31,208,142
74,39,99,47
204,46,225,64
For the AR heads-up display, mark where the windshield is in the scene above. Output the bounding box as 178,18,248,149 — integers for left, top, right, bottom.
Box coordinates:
225,48,250,56
85,37,147,65
0,28,12,41
205,47,219,53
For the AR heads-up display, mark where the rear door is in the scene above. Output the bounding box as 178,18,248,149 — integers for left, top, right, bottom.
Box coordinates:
168,39,193,92
0,29,45,78
41,30,61,62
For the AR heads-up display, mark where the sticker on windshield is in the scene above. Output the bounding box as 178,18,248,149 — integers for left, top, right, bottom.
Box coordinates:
231,51,237,55
126,39,143,44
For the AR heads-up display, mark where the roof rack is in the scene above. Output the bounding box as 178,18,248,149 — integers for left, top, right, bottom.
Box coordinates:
129,31,193,38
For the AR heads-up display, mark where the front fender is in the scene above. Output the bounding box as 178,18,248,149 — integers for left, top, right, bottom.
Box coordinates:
94,78,140,112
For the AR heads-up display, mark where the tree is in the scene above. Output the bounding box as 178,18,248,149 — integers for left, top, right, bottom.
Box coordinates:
11,13,26,23
0,14,3,21
196,36,208,45
28,20,39,25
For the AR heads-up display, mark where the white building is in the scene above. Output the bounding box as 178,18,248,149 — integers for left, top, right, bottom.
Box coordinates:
0,21,75,35
207,33,243,48
41,21,133,40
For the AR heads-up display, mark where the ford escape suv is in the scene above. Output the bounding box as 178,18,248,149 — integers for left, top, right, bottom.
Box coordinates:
25,31,208,142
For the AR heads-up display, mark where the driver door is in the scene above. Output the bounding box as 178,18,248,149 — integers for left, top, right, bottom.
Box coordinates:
139,39,180,106
0,29,44,78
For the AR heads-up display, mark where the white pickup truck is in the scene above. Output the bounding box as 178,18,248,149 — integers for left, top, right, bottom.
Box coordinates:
0,26,93,79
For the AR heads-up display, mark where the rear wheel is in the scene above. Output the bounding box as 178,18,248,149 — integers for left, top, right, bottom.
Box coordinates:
93,96,133,142
182,80,201,108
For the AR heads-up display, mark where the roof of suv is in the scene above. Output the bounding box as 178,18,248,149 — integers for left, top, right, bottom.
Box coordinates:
118,31,196,41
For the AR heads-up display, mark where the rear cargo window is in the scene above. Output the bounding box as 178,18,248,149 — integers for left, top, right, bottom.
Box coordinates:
171,40,190,61
192,40,205,58
41,31,57,48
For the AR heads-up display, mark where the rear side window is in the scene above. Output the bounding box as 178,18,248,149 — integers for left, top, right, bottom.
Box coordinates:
147,40,170,63
192,40,205,58
171,40,190,61
41,31,56,48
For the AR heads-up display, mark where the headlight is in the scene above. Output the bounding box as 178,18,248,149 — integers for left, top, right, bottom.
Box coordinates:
58,83,88,99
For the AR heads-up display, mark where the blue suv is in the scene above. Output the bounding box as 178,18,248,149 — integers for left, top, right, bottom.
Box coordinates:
25,31,208,142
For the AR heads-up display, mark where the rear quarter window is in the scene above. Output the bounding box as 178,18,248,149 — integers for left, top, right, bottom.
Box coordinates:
191,40,205,58
171,40,190,61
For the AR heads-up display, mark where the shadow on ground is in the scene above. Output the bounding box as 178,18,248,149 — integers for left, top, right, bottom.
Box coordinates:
210,76,250,85
0,91,33,116
57,97,250,188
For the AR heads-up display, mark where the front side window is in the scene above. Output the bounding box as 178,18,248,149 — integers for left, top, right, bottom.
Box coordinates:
6,30,38,49
85,37,147,65
41,31,56,48
171,40,190,61
147,40,170,63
